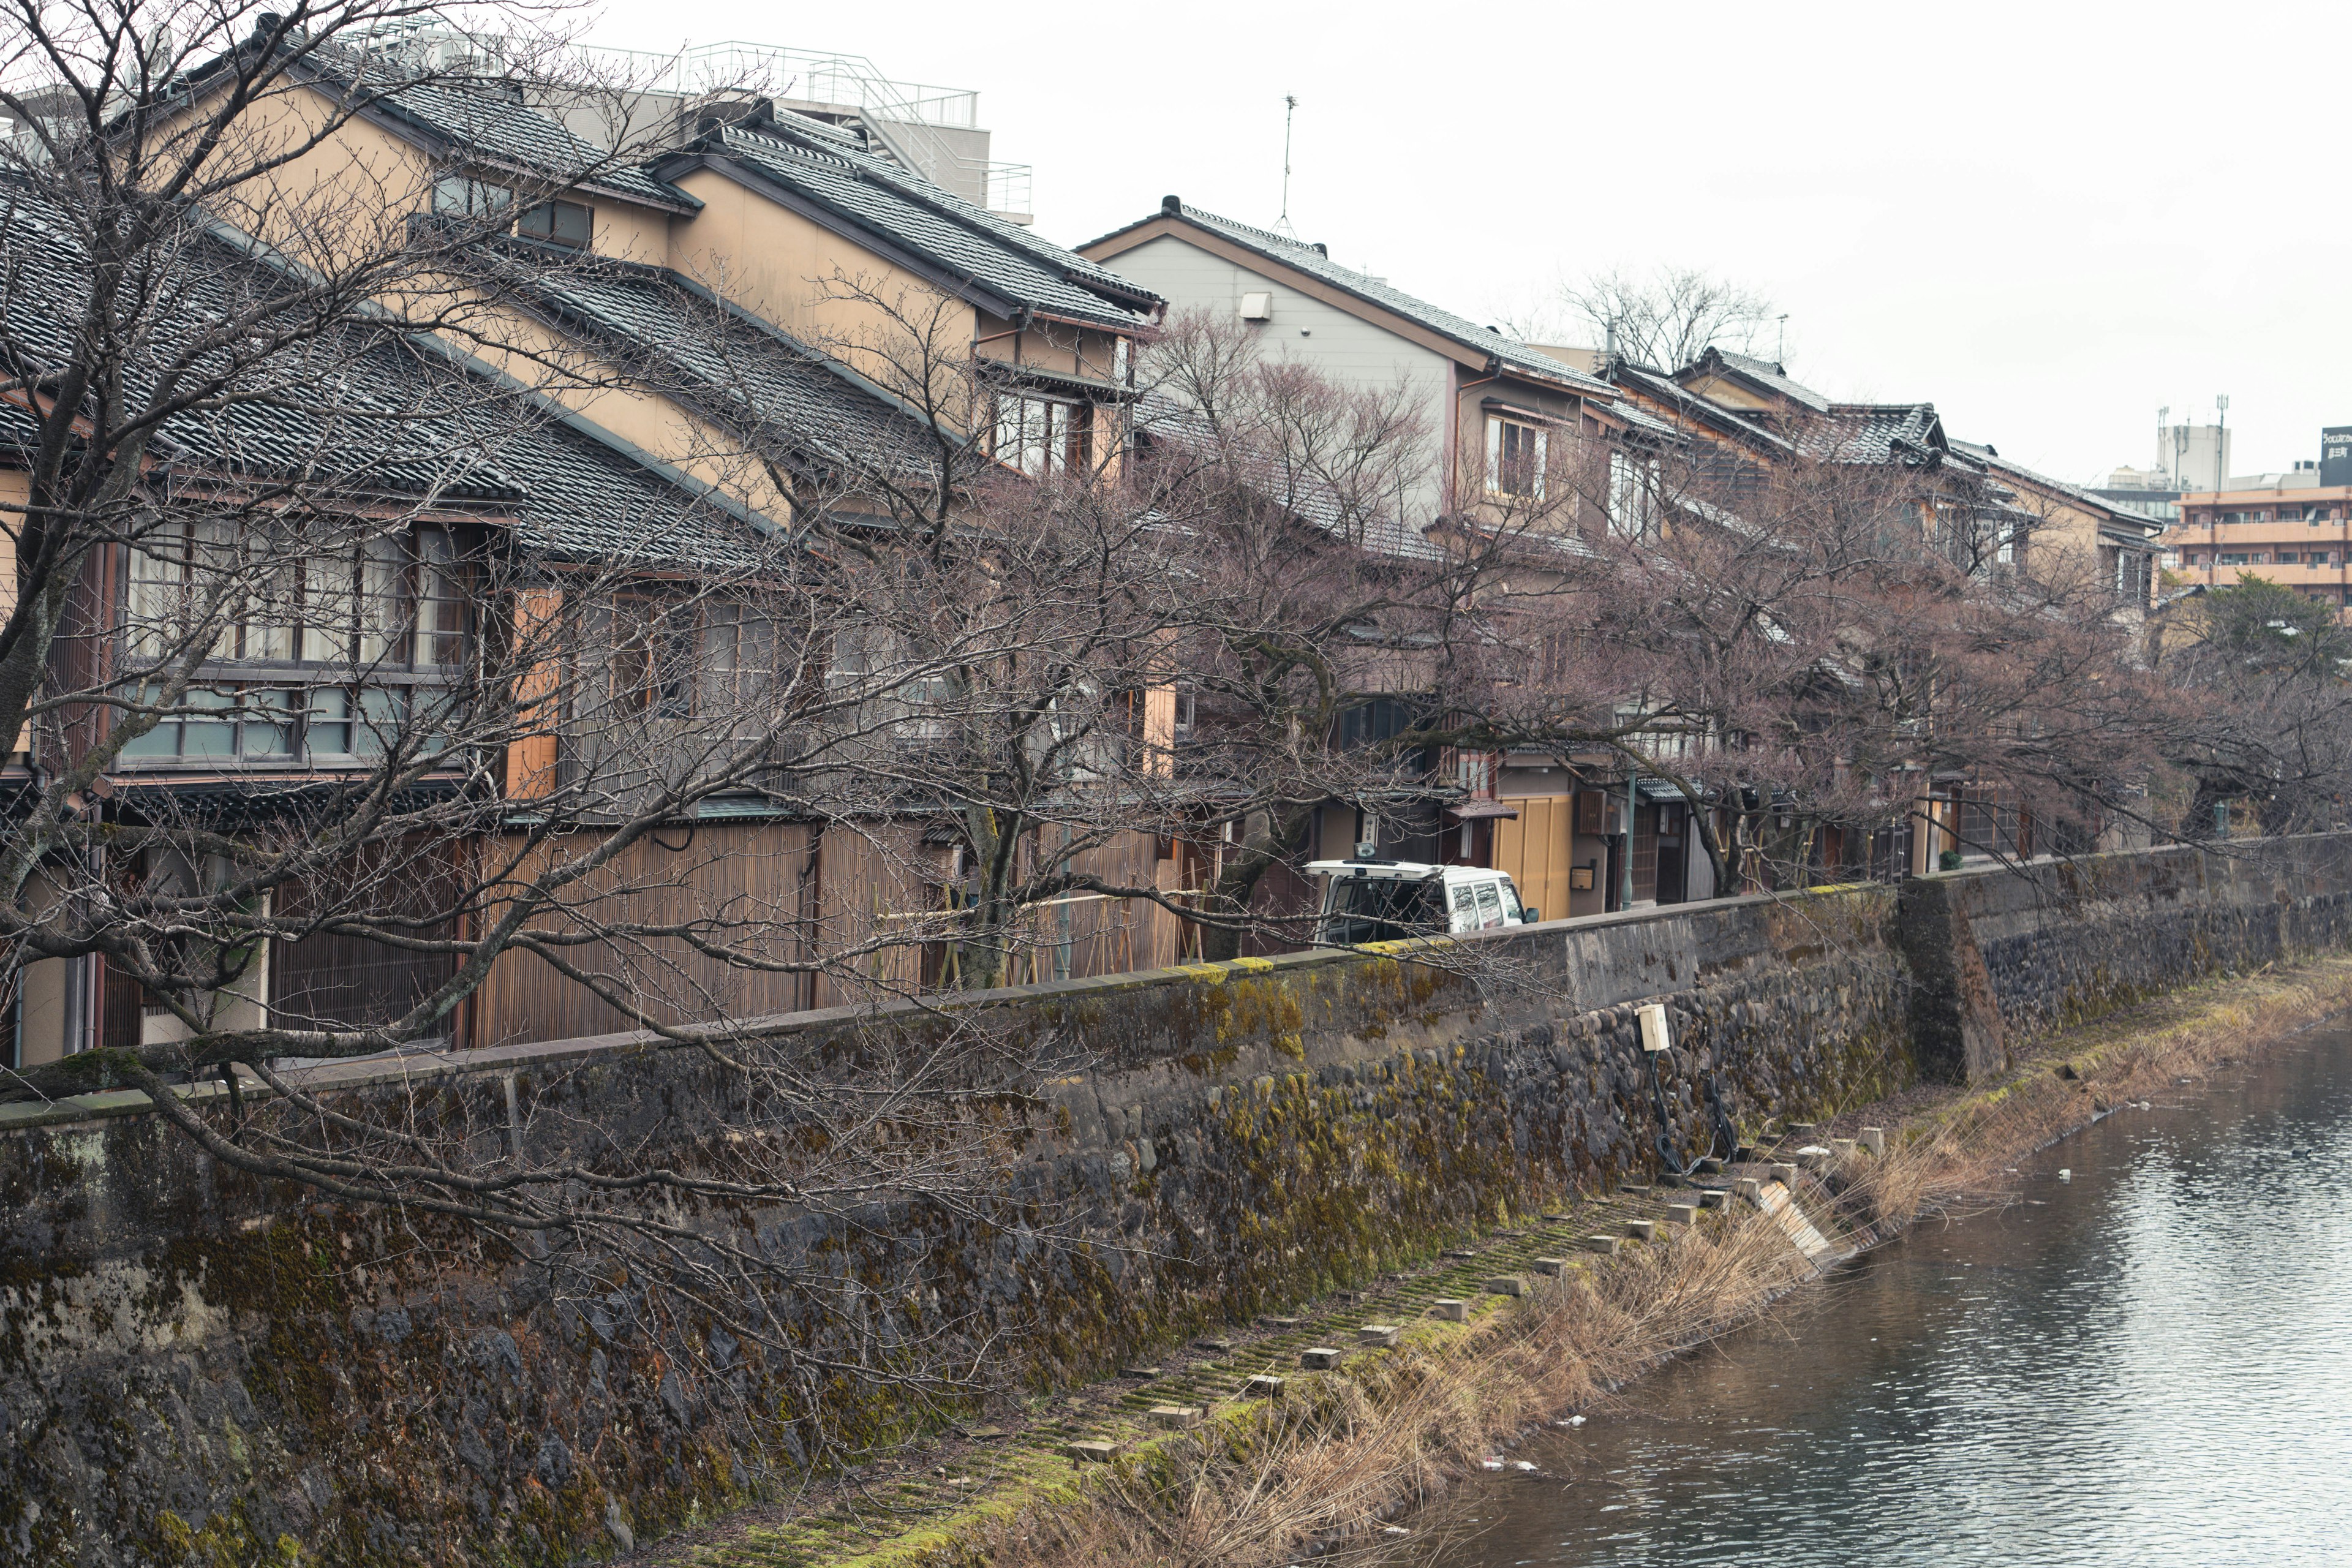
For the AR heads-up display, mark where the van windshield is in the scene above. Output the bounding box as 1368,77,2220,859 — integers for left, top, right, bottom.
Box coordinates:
1321,875,1444,944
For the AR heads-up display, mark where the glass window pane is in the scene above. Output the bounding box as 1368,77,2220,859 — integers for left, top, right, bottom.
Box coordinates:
181,689,236,758
413,529,464,667
241,688,293,756
360,533,407,665
126,537,183,659
356,686,407,756
304,688,352,756
118,714,179,758
302,553,353,663
699,602,739,711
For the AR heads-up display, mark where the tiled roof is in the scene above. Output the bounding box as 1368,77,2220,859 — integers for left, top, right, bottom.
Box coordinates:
463,402,756,567
664,120,1158,330
1808,403,1946,465
0,189,520,500
1951,440,2162,535
1098,200,1613,396
1696,349,1833,414
0,183,753,567
1607,398,1686,442
480,244,941,471
1611,362,1790,452
358,75,698,209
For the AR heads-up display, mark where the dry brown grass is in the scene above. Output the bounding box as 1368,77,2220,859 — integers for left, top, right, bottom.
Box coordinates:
954,1208,1818,1568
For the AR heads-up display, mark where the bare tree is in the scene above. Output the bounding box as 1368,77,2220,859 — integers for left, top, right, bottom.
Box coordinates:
1561,265,1778,372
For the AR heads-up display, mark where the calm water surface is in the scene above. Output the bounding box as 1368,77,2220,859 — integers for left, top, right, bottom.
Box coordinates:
1411,1023,2352,1567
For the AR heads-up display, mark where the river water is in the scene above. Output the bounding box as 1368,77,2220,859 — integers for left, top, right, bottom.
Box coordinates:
1408,1021,2352,1567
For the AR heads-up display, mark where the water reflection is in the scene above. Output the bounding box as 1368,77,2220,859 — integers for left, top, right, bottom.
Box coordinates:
1411,1025,2352,1566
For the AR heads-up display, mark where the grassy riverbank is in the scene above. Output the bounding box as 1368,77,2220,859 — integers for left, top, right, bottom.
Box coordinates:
640,954,2352,1568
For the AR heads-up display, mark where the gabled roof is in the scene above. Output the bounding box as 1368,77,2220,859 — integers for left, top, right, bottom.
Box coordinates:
1083,198,1614,397
350,75,701,211
0,185,520,502
160,40,700,213
1815,402,1947,465
0,182,755,567
1681,347,1834,415
475,241,942,473
1608,361,1791,454
652,116,1159,331
1951,440,2164,540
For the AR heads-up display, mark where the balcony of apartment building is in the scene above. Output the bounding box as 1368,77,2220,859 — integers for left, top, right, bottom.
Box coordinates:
2167,488,2352,611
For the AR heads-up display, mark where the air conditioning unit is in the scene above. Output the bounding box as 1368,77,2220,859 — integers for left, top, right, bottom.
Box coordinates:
1238,291,1274,322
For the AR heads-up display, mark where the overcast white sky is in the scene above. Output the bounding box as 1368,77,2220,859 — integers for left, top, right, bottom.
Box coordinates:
592,0,2350,484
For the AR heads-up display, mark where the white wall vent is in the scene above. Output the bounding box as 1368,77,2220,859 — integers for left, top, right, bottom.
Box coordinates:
1238,290,1274,322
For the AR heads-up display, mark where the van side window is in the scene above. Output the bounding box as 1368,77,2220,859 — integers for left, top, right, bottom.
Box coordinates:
1474,883,1504,928
1496,880,1522,921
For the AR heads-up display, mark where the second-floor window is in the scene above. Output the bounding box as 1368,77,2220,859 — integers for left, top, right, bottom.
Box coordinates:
1607,450,1657,540
517,198,592,249
126,523,466,671
432,175,512,217
1485,417,1547,499
992,393,1078,477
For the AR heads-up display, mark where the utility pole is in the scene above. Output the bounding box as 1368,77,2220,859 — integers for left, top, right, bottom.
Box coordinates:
1776,314,1789,365
1623,765,1638,910
1277,94,1298,236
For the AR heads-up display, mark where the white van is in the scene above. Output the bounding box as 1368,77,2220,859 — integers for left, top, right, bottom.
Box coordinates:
1305,857,1539,946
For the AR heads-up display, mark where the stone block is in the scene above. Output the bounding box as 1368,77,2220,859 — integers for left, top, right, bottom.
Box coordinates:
1483,1275,1527,1297
1768,1163,1798,1184
1664,1204,1697,1226
1242,1374,1285,1398
1258,1316,1301,1330
1733,1177,1763,1203
1540,1212,1570,1222
1431,1298,1469,1321
1196,1338,1235,1353
1578,1235,1622,1256
1147,1405,1203,1429
1858,1126,1886,1156
1618,1182,1653,1196
1119,1365,1163,1379
1357,1324,1401,1346
1441,1248,1478,1261
1830,1138,1858,1160
1785,1121,1817,1138
1697,1190,1728,1210
1530,1257,1569,1276
1066,1440,1121,1463
1299,1346,1343,1370
1623,1219,1657,1241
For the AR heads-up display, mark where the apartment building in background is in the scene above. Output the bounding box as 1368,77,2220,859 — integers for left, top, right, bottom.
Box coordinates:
2164,428,2352,614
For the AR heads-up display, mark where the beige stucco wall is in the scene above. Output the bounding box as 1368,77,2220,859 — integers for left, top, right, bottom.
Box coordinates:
665,168,979,392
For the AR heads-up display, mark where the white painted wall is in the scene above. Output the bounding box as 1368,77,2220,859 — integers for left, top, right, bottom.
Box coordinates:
1108,234,1453,519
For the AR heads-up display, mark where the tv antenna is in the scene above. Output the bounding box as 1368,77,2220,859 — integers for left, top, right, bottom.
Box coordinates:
1276,94,1299,238
1775,313,1789,365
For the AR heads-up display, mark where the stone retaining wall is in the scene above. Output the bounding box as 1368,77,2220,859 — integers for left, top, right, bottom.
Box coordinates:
4,835,2348,1564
